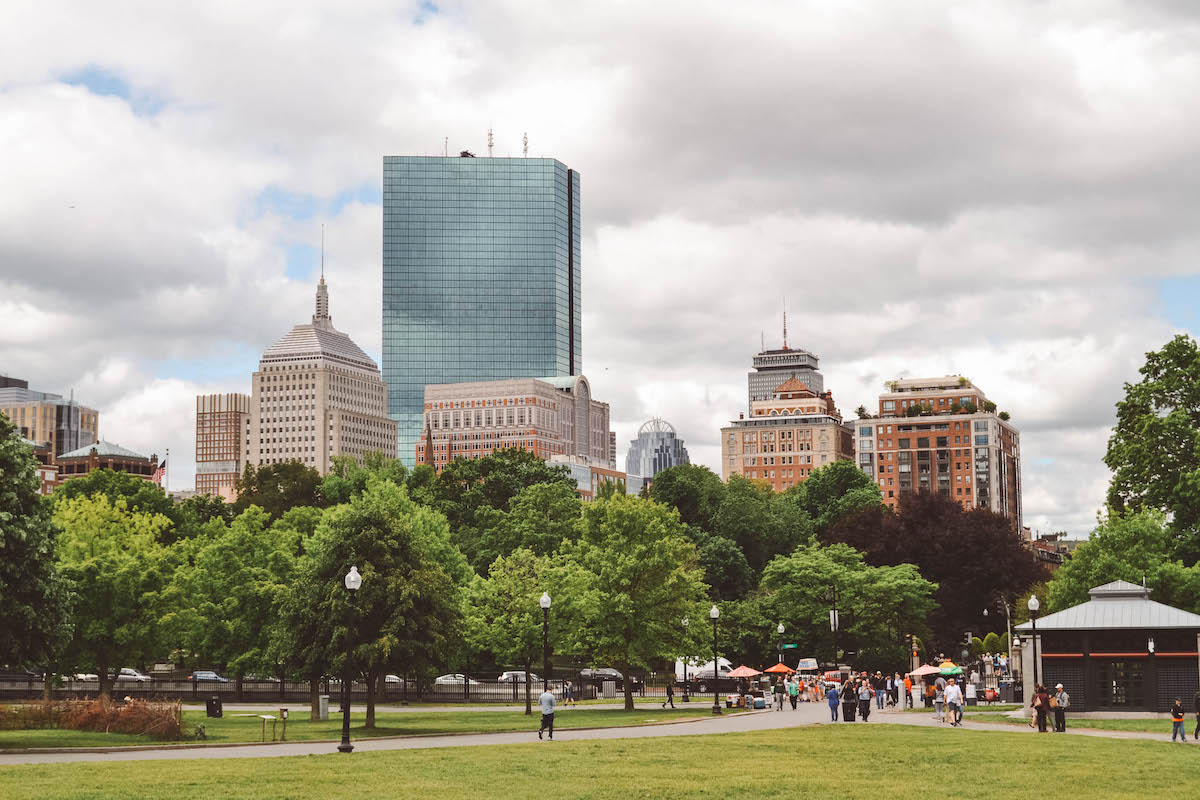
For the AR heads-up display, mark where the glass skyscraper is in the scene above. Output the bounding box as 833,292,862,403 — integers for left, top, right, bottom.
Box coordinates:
382,156,581,464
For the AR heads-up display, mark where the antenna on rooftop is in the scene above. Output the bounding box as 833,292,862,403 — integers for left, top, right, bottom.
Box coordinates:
782,298,789,349
523,132,528,157
761,331,765,352
488,126,494,157
444,136,448,157
320,224,325,283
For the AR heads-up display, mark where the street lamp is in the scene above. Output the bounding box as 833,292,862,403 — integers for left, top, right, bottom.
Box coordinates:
1027,594,1040,687
777,622,785,666
539,592,551,693
681,617,690,702
826,586,840,668
709,605,721,716
338,565,361,754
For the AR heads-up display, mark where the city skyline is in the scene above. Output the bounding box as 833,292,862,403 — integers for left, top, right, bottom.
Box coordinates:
4,2,1200,535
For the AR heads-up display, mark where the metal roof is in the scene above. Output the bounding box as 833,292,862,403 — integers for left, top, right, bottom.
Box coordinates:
58,440,150,461
1016,580,1200,631
261,323,378,372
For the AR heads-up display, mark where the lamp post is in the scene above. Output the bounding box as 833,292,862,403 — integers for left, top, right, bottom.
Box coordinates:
539,592,551,693
777,622,785,666
1027,594,1040,688
338,565,361,754
709,605,721,716
826,586,839,668
682,617,690,702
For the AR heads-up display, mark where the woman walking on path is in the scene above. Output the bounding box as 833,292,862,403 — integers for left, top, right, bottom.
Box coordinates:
1031,684,1050,733
826,683,840,722
787,676,799,710
1171,699,1186,742
858,680,873,722
1053,683,1070,732
933,683,945,722
1193,688,1200,740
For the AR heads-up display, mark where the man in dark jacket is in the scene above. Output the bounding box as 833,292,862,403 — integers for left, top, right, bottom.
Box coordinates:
1193,688,1200,740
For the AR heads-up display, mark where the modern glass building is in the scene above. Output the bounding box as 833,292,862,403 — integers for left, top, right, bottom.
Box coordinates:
382,156,581,464
625,418,690,479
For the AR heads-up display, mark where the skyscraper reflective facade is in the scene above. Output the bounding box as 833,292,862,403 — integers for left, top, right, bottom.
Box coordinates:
626,418,690,479
383,156,581,464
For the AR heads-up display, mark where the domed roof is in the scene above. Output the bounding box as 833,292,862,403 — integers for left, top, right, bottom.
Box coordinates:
59,439,150,460
638,418,676,436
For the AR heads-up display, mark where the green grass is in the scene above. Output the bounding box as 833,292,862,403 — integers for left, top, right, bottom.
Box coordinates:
0,707,728,750
964,713,1196,735
2,723,1198,799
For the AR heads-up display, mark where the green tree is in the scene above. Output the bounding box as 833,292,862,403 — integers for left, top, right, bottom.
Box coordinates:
465,482,582,572
692,532,755,601
789,459,885,536
711,475,810,573
649,464,726,531
970,636,984,657
319,452,408,506
465,549,562,714
53,468,187,542
54,495,178,698
560,495,709,710
233,461,324,520
1045,509,1200,613
1105,335,1200,563
0,414,69,671
284,480,463,727
982,631,1001,654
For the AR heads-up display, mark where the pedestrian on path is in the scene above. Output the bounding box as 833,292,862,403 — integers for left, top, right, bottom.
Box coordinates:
873,672,885,709
826,683,840,722
1193,688,1200,740
1053,683,1070,732
1031,684,1050,733
537,687,556,740
892,673,902,707
933,683,944,722
944,678,964,727
662,682,675,709
787,676,799,710
903,675,913,708
564,680,575,707
857,680,873,722
1171,699,1186,742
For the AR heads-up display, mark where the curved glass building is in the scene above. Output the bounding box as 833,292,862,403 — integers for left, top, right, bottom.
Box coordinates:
625,418,690,479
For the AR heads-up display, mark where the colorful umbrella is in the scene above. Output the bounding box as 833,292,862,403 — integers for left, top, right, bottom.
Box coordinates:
764,662,795,674
907,664,941,676
727,665,762,678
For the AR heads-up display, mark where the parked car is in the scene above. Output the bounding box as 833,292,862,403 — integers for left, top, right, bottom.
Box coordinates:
115,668,152,683
433,673,481,686
579,668,642,691
72,673,99,682
497,671,542,683
187,670,230,683
0,668,38,682
385,674,406,684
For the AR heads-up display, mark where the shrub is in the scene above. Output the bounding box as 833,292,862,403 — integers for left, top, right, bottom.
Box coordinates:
982,632,1001,653
970,636,984,657
0,698,184,740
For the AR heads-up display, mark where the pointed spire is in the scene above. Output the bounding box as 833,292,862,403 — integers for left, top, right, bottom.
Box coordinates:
320,224,325,284
313,226,332,329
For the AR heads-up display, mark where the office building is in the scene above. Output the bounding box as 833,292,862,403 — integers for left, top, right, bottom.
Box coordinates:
247,276,397,474
57,440,158,482
626,418,690,480
0,375,99,459
417,374,612,471
383,155,581,464
551,454,644,501
747,319,824,407
195,393,250,500
852,376,1021,527
721,377,853,492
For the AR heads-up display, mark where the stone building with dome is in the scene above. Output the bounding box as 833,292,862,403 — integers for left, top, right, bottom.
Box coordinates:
244,276,397,474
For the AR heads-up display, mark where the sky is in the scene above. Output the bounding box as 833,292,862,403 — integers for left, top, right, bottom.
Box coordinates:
2,0,1198,536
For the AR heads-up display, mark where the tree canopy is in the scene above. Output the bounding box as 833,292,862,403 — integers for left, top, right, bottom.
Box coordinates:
233,461,324,520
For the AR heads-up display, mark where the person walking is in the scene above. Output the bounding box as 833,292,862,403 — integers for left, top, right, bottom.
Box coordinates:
944,678,964,727
1171,698,1186,742
826,682,840,722
1193,687,1200,740
773,677,785,711
903,675,913,708
858,680,873,722
537,686,557,740
787,676,799,710
563,679,575,707
1053,683,1070,732
662,681,675,709
933,682,945,723
873,672,885,710
892,673,902,707
1031,684,1050,733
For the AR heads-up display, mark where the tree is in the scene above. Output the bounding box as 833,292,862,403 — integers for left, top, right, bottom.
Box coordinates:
649,464,726,531
233,461,324,520
789,460,884,537
319,452,408,506
982,631,1001,654
464,482,582,572
824,491,1047,654
0,414,69,671
284,480,463,727
1105,334,1200,563
854,405,873,419
961,401,978,414
904,405,923,417
1045,509,1200,614
465,549,561,714
692,532,755,601
998,411,1011,421
983,401,997,413
711,475,810,574
53,468,186,542
560,495,709,710
54,494,178,698
970,636,984,657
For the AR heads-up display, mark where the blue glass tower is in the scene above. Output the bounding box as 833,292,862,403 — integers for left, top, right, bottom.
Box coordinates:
382,156,581,464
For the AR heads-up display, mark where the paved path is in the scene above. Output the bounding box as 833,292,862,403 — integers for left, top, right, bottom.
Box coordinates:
178,702,661,713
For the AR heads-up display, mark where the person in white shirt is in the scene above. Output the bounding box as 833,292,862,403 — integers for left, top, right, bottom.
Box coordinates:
537,688,556,739
944,678,964,727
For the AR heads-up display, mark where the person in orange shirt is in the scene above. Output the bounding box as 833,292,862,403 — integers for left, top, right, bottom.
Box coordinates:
903,676,913,708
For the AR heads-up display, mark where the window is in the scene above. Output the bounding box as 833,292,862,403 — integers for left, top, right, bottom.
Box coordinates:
975,435,989,445
916,437,929,448
898,438,910,449
883,401,895,411
859,426,872,437
974,421,988,431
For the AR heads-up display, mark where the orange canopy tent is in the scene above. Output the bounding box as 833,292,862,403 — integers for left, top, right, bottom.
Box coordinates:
764,663,795,674
726,665,762,678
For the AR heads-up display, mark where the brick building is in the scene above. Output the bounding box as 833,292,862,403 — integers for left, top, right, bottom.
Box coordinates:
852,376,1021,527
56,440,158,483
195,393,250,499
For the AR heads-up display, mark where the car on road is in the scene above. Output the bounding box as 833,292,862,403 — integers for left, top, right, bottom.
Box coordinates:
578,667,642,691
115,668,152,683
497,671,542,683
0,668,38,682
187,670,230,683
385,674,405,684
72,673,99,682
433,673,481,686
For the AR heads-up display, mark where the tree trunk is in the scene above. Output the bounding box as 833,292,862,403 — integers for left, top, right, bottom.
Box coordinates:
524,660,532,716
309,675,320,721
375,671,386,706
42,670,52,702
365,668,376,729
98,656,111,701
622,664,634,711
235,673,244,703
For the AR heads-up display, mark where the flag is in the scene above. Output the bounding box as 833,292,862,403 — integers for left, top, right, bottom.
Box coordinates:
152,459,166,486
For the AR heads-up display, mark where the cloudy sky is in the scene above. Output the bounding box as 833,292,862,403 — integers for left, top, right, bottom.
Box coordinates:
2,0,1197,535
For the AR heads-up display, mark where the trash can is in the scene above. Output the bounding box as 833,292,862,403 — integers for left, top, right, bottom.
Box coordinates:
318,694,329,721
842,700,857,722
601,679,617,699
206,696,223,718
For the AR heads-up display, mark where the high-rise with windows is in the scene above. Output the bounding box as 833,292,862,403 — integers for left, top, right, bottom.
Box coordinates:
747,323,824,408
851,376,1021,528
0,375,99,459
382,155,581,465
626,418,690,479
195,393,249,499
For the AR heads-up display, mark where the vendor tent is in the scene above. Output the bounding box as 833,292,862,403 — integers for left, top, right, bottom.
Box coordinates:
764,663,794,674
907,664,941,676
727,665,762,678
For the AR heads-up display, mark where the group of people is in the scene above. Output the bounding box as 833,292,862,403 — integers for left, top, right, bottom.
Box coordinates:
821,671,908,722
1168,690,1200,742
1028,683,1071,732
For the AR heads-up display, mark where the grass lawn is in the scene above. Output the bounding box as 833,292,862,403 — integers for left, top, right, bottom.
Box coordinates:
3,723,1198,799
964,713,1194,735
0,707,727,750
